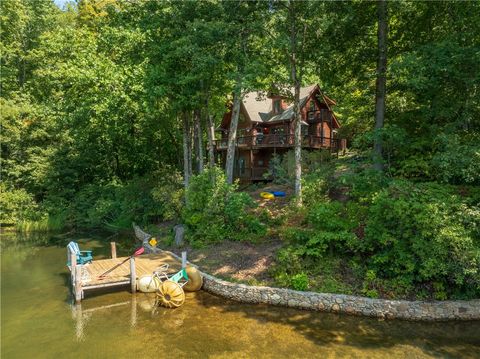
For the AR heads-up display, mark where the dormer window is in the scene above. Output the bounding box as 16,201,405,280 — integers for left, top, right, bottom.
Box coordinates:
273,99,281,114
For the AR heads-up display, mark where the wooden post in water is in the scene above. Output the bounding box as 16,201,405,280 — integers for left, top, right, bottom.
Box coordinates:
70,251,77,296
130,257,136,293
181,251,187,269
74,265,83,303
110,242,117,259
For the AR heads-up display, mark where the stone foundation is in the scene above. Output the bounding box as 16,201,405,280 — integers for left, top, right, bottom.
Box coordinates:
200,272,480,321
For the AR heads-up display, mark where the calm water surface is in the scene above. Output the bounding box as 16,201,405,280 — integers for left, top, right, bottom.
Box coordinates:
1,232,479,358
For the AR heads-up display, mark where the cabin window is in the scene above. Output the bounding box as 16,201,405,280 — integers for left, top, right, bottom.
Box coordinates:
321,109,328,122
239,113,246,124
301,124,308,136
258,160,264,166
309,100,315,112
273,99,281,114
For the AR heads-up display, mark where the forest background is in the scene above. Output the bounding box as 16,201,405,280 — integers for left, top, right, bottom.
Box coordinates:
1,0,479,300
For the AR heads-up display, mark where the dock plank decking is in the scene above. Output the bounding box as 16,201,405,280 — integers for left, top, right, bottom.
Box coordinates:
68,248,185,302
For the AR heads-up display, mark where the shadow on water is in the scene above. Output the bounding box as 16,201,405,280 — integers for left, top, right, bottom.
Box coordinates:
195,293,480,358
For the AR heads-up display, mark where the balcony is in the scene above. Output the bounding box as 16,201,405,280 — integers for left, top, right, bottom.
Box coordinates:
215,134,340,151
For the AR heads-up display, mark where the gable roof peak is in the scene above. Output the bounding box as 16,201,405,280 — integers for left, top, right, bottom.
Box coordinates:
240,83,335,123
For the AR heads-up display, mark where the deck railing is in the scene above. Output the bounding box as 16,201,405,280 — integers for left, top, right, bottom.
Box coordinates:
215,135,339,150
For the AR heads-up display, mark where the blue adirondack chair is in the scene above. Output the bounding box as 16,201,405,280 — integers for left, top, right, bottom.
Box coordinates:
67,241,93,266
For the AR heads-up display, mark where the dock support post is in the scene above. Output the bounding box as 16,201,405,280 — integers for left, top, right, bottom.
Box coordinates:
130,257,136,293
110,242,117,259
181,251,187,269
71,251,77,271
70,252,78,299
74,265,83,303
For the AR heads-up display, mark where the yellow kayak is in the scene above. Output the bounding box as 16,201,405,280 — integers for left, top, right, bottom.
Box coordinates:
260,192,275,200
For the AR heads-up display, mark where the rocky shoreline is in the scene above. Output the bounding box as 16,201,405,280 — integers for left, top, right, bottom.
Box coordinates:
200,271,480,321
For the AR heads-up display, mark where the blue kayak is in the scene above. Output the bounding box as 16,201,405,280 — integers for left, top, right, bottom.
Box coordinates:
268,191,286,197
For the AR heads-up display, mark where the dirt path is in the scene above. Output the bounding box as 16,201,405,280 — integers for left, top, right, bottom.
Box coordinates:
170,239,282,285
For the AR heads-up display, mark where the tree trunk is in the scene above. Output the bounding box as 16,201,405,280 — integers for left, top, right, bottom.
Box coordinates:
290,0,302,205
207,114,216,168
182,112,192,191
205,97,216,168
193,109,204,173
374,0,387,172
225,80,242,184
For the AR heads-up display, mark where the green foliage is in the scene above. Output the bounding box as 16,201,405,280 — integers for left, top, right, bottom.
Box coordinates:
361,180,480,298
290,273,309,291
182,167,266,246
432,133,480,185
64,170,182,230
336,166,389,204
0,184,40,225
272,246,356,294
268,150,334,187
16,214,66,233
275,164,480,299
268,154,291,185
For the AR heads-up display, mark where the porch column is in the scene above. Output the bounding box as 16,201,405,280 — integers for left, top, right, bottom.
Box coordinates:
250,150,254,179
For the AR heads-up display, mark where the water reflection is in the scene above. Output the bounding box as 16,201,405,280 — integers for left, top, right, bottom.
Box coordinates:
71,291,192,341
71,300,131,341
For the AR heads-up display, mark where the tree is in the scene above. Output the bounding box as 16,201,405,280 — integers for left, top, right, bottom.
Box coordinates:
374,0,387,172
225,76,242,184
288,0,303,204
193,109,204,173
223,0,268,184
268,0,319,204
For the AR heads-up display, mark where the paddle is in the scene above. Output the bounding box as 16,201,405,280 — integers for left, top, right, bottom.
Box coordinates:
98,247,145,279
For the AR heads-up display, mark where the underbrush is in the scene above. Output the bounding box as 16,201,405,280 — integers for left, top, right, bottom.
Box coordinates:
1,168,184,232
272,158,480,300
182,167,267,247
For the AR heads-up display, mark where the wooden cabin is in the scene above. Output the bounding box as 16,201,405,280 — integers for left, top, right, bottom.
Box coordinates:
215,84,345,182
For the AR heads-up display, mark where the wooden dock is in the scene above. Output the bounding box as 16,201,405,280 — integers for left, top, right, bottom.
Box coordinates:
68,242,186,302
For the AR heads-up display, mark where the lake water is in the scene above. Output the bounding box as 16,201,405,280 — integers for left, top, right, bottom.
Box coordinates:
1,232,479,358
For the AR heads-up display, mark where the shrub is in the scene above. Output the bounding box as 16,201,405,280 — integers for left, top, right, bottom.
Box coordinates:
291,273,309,291
432,133,480,185
276,171,479,299
267,150,334,186
336,167,389,204
362,180,480,298
51,168,184,230
302,170,331,208
182,167,266,246
0,184,41,225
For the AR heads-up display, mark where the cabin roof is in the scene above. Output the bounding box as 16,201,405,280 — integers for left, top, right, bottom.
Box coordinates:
242,84,336,124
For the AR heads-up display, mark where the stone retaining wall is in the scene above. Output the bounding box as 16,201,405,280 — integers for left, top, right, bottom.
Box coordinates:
200,272,480,321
